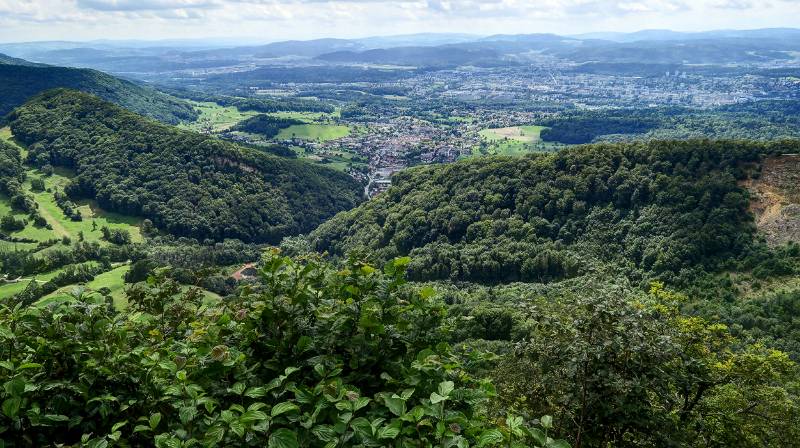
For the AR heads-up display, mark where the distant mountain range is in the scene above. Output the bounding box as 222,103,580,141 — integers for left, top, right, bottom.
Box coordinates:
1,28,798,75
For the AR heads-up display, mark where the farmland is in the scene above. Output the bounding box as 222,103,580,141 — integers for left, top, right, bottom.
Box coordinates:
178,101,259,133
475,125,564,155
275,123,351,141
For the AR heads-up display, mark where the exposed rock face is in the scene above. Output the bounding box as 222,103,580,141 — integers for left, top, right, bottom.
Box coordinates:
744,154,800,246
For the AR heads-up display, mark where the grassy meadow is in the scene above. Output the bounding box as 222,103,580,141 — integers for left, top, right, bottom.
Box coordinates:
276,123,351,142
475,125,564,156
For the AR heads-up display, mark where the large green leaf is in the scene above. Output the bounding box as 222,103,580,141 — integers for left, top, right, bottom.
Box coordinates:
378,424,401,440
204,426,225,445
178,406,197,424
477,429,504,447
430,392,447,404
2,398,20,418
438,381,455,397
240,410,269,424
229,419,246,438
383,395,406,416
0,325,13,340
312,425,337,442
244,386,267,398
268,428,299,448
271,402,300,417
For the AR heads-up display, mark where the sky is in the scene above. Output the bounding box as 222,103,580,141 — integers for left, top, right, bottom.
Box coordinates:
0,0,799,43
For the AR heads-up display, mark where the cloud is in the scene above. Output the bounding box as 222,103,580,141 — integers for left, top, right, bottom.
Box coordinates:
710,0,756,8
0,0,798,42
76,0,219,11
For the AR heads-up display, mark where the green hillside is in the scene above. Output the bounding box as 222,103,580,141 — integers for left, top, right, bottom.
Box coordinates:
305,139,800,445
0,56,197,124
8,89,363,243
311,140,796,284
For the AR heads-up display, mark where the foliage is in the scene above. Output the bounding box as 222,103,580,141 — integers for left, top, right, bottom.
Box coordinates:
14,261,108,306
0,251,565,447
540,104,800,144
9,90,363,243
0,240,141,277
488,281,800,447
0,140,24,196
53,189,82,222
0,63,197,124
28,178,45,193
0,215,25,233
311,139,794,285
233,114,305,138
101,226,132,245
165,89,335,114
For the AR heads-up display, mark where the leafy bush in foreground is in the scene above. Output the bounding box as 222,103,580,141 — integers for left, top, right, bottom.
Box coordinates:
0,252,565,447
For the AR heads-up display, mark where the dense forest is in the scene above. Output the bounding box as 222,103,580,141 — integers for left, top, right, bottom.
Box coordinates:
4,105,800,445
8,89,363,243
163,88,336,114
306,140,800,446
311,140,798,285
233,114,305,138
0,58,198,124
540,101,800,144
0,140,24,195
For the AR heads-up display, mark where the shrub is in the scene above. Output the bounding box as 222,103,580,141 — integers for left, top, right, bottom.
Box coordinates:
0,252,567,447
0,214,25,232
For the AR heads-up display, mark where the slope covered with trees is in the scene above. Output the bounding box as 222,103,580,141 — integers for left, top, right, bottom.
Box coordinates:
311,140,797,284
8,90,363,243
0,57,197,124
540,103,800,144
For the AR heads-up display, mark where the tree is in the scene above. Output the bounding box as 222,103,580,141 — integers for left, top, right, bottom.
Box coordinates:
490,282,800,447
0,214,25,232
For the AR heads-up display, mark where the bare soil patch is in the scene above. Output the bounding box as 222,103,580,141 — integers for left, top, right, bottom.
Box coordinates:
743,154,800,246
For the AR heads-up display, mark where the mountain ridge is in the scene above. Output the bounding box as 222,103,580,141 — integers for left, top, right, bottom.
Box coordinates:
0,53,197,124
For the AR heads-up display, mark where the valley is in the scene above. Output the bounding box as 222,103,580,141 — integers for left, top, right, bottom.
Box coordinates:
2,24,800,448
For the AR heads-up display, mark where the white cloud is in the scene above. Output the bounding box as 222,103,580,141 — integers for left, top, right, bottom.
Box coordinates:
77,0,219,11
0,0,798,42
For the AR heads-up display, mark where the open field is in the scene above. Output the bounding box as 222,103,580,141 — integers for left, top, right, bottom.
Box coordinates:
276,123,351,142
179,102,341,136
86,264,130,307
0,268,65,299
0,240,38,252
479,125,547,143
475,125,564,156
20,169,143,244
292,146,366,172
178,101,259,133
41,264,130,308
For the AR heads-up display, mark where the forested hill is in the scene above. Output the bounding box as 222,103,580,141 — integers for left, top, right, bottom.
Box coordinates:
8,89,363,243
311,139,798,284
0,55,197,124
0,53,43,66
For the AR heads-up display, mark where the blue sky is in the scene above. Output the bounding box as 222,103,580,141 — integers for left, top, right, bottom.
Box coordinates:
1,0,799,43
